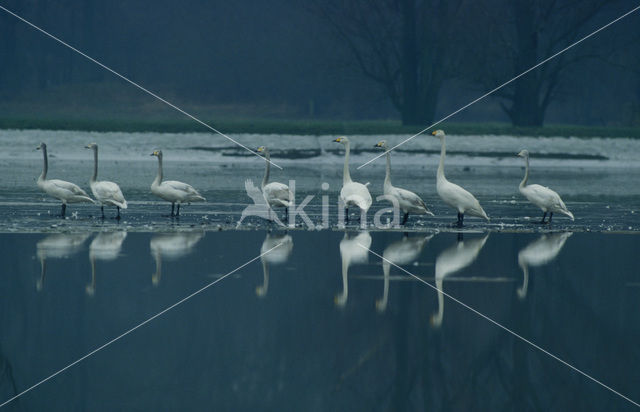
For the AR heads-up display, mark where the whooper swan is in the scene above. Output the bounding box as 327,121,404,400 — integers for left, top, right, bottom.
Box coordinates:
36,142,93,217
85,143,127,219
431,130,488,226
150,150,205,217
517,149,574,223
334,137,372,223
374,140,433,225
257,146,294,221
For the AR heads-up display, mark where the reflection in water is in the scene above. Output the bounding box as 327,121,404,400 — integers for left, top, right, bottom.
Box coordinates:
517,232,572,299
431,234,489,328
150,231,205,286
335,231,372,307
377,234,433,312
257,232,294,297
87,231,128,296
36,233,91,291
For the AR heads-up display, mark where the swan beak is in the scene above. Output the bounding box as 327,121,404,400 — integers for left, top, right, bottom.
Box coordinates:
431,131,437,136
257,146,265,153
150,151,158,156
333,137,342,143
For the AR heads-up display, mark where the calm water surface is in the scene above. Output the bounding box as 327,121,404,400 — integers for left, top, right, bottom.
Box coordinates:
1,230,639,411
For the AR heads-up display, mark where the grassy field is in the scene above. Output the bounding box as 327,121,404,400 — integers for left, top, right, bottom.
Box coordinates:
1,116,639,138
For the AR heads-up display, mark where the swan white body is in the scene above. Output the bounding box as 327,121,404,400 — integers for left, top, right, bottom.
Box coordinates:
86,143,127,219
36,142,93,217
257,146,293,218
377,234,432,312
518,150,574,223
431,234,489,327
257,232,294,297
517,232,572,299
334,137,372,221
431,130,488,226
150,150,205,217
375,140,433,225
335,231,372,307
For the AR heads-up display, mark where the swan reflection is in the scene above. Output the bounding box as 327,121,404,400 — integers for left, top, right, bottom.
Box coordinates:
36,233,91,291
377,234,433,312
150,231,205,285
335,231,372,307
431,234,489,328
87,231,128,296
517,232,572,299
256,232,294,297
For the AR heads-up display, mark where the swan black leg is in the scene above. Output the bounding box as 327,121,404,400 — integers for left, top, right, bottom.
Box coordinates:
548,212,553,224
401,212,409,226
176,204,181,217
344,207,349,224
456,212,464,227
61,204,66,218
170,203,175,217
540,212,547,224
116,206,121,220
101,206,105,219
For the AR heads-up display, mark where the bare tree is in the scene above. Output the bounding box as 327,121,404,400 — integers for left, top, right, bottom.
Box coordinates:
309,0,467,125
471,0,615,127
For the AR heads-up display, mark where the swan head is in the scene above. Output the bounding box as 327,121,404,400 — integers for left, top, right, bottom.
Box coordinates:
517,149,529,158
374,140,388,149
85,143,98,150
150,150,163,158
36,142,46,150
333,136,349,145
431,130,445,138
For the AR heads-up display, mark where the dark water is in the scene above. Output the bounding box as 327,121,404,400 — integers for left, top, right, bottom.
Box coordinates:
1,230,639,411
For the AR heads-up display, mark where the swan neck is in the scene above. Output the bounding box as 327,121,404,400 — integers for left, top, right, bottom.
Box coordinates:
343,141,352,184
39,145,48,181
437,137,446,181
520,156,530,188
384,151,391,187
91,147,98,183
154,155,163,185
262,151,271,189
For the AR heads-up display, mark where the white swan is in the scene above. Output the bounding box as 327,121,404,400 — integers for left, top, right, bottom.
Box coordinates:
87,231,128,296
431,234,489,327
36,142,93,217
517,149,574,223
517,232,572,299
150,150,205,217
334,137,372,223
150,231,205,285
374,140,433,225
377,234,433,312
335,231,372,307
256,146,294,221
431,130,489,226
257,232,294,297
85,143,127,219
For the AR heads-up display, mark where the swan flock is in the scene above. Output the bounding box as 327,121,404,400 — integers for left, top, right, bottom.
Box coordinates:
35,132,574,226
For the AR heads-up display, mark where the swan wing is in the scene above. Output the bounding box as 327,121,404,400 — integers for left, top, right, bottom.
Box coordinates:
393,187,433,215
44,179,93,202
92,181,127,208
163,180,205,201
438,181,487,219
341,182,372,210
263,182,293,206
522,184,567,211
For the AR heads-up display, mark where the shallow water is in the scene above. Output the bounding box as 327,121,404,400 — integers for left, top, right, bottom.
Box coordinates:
0,230,639,411
1,130,640,410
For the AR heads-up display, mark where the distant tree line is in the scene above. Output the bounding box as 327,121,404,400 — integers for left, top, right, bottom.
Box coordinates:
0,0,638,127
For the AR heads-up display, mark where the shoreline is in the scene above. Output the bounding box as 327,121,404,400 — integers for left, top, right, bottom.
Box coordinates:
1,118,639,138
